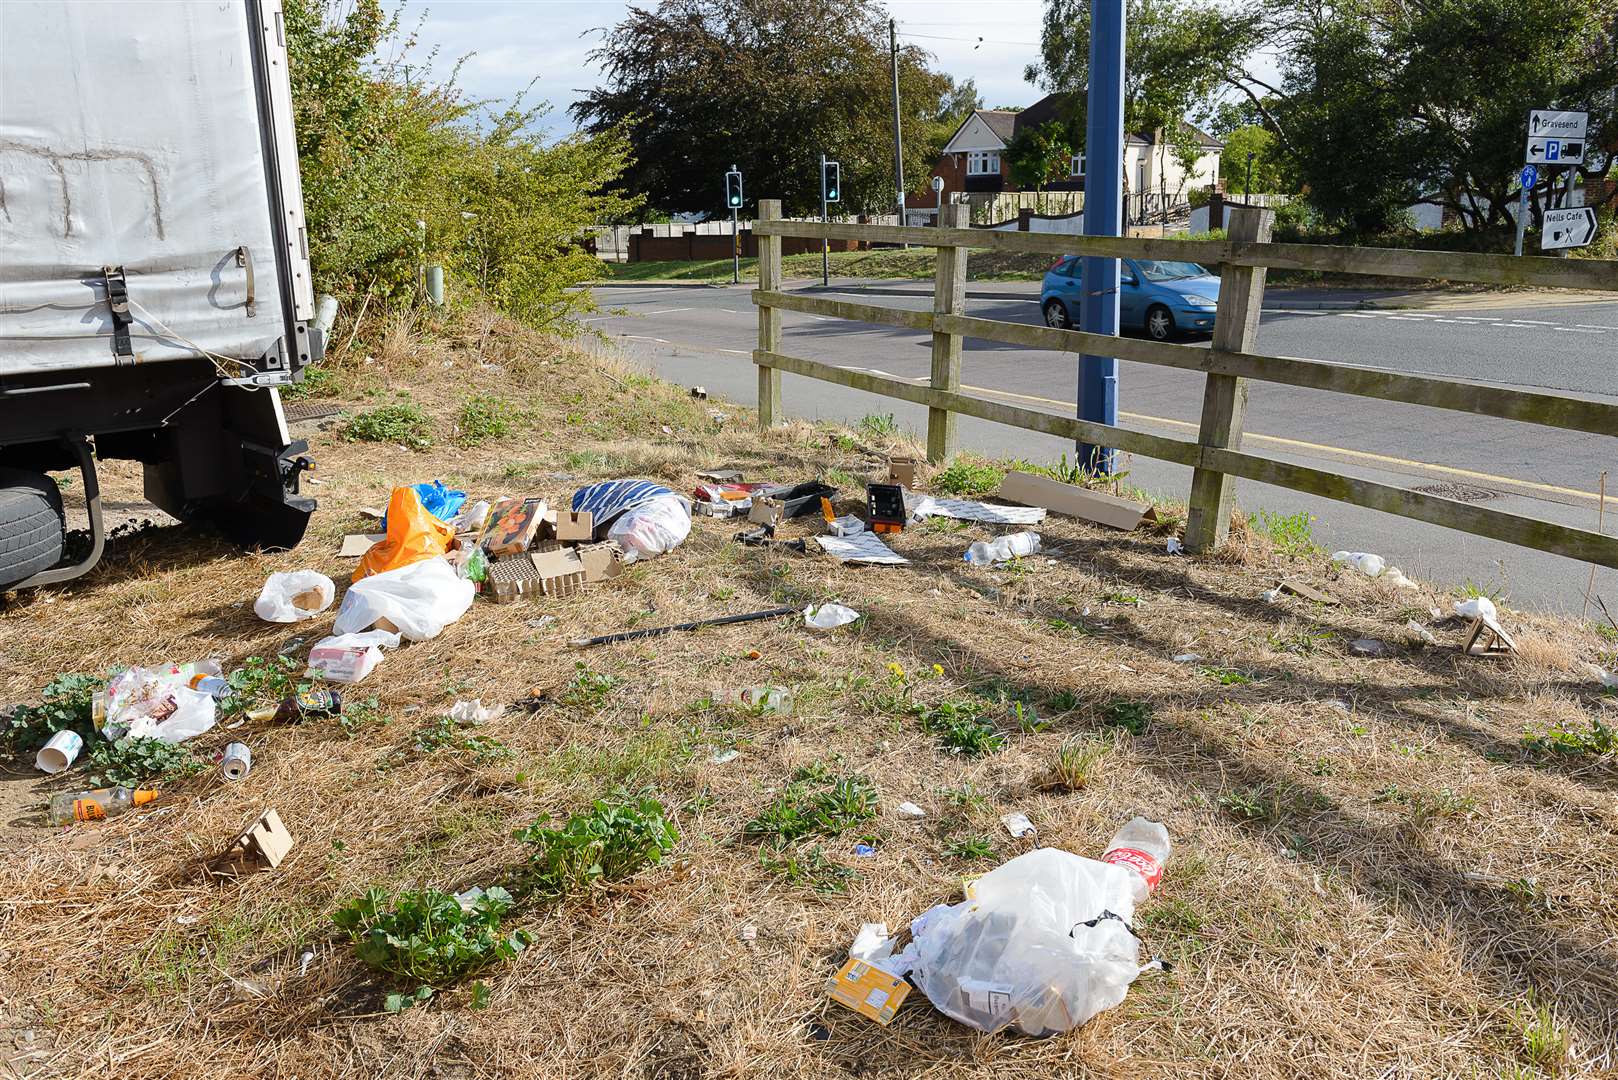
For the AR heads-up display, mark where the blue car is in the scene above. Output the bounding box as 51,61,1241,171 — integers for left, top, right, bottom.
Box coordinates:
1041,257,1220,341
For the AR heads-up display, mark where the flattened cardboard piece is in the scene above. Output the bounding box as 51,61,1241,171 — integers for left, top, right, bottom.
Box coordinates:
1279,578,1338,605
555,510,594,544
576,541,625,583
888,457,919,488
338,533,386,557
816,534,908,565
997,471,1157,532
828,958,911,1025
914,496,1046,526
209,808,295,876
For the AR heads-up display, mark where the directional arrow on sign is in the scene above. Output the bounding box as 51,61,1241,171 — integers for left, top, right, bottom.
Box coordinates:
1541,207,1597,251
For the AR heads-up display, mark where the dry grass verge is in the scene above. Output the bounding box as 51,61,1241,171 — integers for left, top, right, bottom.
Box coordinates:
2,308,1616,1079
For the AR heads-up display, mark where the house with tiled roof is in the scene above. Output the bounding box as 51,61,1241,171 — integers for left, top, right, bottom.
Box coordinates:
907,92,1223,221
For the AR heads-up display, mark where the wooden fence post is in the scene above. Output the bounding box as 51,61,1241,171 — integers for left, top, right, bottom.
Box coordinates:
1184,204,1273,551
756,199,783,428
927,203,971,463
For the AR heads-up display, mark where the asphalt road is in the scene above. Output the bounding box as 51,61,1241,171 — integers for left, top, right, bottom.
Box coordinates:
585,279,1618,614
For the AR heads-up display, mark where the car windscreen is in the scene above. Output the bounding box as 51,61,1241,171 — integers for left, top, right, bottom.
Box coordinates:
1136,260,1209,282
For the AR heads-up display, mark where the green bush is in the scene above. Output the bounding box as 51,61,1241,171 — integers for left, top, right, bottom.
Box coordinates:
2,673,104,750
915,699,1005,755
516,794,678,900
932,455,1007,497
285,0,639,324
456,394,516,446
332,886,529,1010
340,403,433,450
86,737,205,787
746,776,879,845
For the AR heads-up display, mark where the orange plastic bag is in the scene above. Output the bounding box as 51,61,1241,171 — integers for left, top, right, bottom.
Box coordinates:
354,486,456,581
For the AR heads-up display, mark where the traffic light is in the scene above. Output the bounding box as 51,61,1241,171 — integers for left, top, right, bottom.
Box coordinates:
823,159,841,203
724,166,743,209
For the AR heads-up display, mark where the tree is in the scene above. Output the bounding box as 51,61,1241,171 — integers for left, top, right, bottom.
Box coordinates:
1005,120,1074,210
285,0,637,323
1029,0,1617,240
1219,125,1285,195
572,0,955,217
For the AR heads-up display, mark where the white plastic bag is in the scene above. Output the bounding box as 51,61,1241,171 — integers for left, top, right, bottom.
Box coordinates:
1454,596,1497,620
804,602,859,629
1331,551,1386,578
607,496,691,564
102,666,217,743
333,557,474,641
253,570,336,622
306,629,400,684
904,848,1145,1036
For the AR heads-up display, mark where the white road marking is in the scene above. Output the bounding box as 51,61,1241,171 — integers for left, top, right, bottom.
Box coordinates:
622,335,671,344
1383,315,1422,321
1511,319,1554,325
644,308,691,315
1575,324,1618,330
718,348,751,355
1337,312,1378,318
1453,316,1499,322
719,308,750,315
1428,319,1462,323
1555,327,1605,334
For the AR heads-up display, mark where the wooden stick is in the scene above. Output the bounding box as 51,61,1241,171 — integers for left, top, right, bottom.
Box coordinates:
1584,470,1608,619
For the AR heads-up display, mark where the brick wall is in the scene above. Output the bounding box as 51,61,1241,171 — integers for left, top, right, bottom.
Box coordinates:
628,229,861,262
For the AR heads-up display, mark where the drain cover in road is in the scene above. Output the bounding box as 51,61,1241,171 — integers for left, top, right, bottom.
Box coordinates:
1411,482,1497,502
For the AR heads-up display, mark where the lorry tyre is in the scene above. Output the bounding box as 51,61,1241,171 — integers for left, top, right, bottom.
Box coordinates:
0,468,66,589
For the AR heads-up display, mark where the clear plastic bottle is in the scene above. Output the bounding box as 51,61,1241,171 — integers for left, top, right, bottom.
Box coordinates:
964,531,1042,566
711,686,793,715
1100,816,1171,902
48,787,159,825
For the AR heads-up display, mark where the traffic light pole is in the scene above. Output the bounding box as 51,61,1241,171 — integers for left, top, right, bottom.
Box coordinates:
732,206,740,285
821,153,830,287
1076,0,1124,476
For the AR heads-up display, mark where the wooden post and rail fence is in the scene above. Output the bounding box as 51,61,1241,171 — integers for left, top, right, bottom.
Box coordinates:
749,197,1618,567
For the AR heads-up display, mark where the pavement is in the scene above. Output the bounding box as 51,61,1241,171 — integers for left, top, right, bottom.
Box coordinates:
584,279,1618,615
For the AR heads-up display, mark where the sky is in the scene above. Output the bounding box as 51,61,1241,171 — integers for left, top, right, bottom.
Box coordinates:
394,0,1055,133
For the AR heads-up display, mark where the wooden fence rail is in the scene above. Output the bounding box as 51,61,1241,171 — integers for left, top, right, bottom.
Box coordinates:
748,199,1618,569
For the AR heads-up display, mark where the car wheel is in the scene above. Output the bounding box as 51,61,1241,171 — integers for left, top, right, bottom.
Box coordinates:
1145,304,1176,342
1043,299,1071,329
0,468,66,589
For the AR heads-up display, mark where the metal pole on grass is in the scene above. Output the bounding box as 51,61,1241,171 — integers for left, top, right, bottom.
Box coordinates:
889,17,908,245
1077,0,1124,475
821,152,830,287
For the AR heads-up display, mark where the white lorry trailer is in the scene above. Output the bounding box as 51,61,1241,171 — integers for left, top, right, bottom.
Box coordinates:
0,0,319,589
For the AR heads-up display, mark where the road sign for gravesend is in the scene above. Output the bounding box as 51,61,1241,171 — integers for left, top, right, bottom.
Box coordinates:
1541,207,1597,251
1526,110,1587,165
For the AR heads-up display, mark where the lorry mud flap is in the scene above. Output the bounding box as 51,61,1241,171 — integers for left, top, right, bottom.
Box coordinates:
143,384,315,550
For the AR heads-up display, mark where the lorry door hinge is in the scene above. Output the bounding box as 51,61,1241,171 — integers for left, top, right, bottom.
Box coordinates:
102,265,133,362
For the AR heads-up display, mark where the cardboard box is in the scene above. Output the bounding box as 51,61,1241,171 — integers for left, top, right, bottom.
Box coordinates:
208,807,295,876
575,541,625,583
554,510,594,543
888,456,919,487
828,959,911,1025
529,546,587,598
482,497,547,556
486,556,541,604
997,471,1157,532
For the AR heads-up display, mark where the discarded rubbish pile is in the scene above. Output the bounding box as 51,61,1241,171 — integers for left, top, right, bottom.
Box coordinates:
833,817,1172,1035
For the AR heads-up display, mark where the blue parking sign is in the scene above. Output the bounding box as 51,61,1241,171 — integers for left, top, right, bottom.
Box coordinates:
1545,139,1560,161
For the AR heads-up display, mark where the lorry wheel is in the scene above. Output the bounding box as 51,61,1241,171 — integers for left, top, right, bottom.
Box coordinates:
0,469,67,589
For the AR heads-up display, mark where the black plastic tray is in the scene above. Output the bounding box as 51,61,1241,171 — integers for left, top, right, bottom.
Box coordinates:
761,481,838,519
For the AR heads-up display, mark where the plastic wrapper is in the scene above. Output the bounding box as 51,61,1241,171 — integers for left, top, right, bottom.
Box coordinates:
356,486,457,581
333,557,475,641
101,666,217,743
253,570,336,622
381,481,466,528
306,629,401,684
1331,550,1386,577
903,848,1145,1036
804,602,860,629
607,496,692,564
